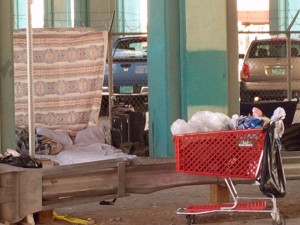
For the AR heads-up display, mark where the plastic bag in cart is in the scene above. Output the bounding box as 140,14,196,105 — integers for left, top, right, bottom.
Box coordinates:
259,122,286,198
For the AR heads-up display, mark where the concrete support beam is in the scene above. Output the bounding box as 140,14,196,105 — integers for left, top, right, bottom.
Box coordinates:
182,0,239,118
148,0,181,157
148,0,239,158
0,0,16,153
210,184,230,204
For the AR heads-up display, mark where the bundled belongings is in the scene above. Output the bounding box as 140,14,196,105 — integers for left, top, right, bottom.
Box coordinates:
111,105,148,150
0,149,42,168
235,107,285,137
172,111,287,224
170,111,235,135
170,109,287,199
235,107,270,130
259,121,286,198
240,101,297,128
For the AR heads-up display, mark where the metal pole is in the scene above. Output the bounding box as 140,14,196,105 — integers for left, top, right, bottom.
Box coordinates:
26,0,35,156
108,32,113,126
286,10,300,101
286,32,292,101
0,0,16,153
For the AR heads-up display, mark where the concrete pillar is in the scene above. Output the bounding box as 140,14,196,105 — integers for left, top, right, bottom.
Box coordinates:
0,0,16,153
148,0,181,157
148,0,238,157
88,0,118,30
182,0,239,118
210,184,229,204
44,0,71,28
74,0,90,27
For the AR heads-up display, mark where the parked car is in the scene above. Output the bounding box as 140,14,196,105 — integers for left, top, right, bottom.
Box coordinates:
240,37,300,103
100,36,148,116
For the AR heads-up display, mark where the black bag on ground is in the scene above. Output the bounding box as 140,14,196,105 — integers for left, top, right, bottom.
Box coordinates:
120,142,149,156
259,123,286,198
111,105,134,115
111,110,146,149
0,153,42,168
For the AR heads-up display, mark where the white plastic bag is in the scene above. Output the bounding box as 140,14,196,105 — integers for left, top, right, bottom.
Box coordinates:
171,111,235,135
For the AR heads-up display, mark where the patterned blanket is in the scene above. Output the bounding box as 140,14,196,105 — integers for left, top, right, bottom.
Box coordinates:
14,28,108,136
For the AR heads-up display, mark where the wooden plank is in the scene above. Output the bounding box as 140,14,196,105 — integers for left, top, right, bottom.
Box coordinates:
19,169,42,217
125,162,220,194
36,210,54,224
0,166,42,223
210,184,229,204
0,164,25,174
117,162,127,197
0,171,20,222
130,157,175,166
43,186,117,199
0,202,18,223
42,194,124,210
42,158,131,177
1,156,260,223
42,169,119,199
0,187,16,204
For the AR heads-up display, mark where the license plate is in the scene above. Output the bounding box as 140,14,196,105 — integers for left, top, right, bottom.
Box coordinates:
120,86,133,94
272,68,285,75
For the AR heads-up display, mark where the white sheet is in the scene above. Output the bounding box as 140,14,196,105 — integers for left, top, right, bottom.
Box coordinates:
35,143,136,165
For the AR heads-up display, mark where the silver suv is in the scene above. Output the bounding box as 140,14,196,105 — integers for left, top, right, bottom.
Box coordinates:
240,37,300,102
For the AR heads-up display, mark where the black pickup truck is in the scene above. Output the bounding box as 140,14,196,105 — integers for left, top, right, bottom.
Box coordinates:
100,36,148,116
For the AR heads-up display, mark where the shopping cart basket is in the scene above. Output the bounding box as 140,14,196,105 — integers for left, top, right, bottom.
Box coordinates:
173,128,285,225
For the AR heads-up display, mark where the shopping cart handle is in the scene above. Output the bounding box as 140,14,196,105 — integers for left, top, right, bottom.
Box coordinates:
262,116,285,132
270,116,285,124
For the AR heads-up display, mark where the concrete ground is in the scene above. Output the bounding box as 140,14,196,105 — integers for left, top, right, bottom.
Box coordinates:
49,179,300,225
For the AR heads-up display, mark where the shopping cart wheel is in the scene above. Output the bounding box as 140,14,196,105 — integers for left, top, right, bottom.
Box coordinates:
272,211,286,225
186,215,196,225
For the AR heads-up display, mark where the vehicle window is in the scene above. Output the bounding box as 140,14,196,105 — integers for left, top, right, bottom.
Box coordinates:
114,39,147,59
248,40,300,58
249,41,286,58
291,42,300,57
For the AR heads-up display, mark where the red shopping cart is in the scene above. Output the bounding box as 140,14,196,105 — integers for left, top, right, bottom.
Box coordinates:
173,128,285,225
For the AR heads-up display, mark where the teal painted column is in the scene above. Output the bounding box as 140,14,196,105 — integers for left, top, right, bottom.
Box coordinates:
74,0,90,27
14,0,27,28
0,0,16,153
181,0,239,118
117,0,145,32
148,0,238,157
148,0,181,157
227,0,240,116
270,0,300,32
44,0,71,28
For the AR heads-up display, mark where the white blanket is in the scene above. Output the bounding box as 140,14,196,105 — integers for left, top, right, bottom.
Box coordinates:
36,143,136,165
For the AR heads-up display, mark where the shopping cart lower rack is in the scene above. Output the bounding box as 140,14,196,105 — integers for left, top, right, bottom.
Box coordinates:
173,128,285,225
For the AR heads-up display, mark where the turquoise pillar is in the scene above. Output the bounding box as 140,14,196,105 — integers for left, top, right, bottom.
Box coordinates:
14,0,27,28
270,0,300,32
44,0,71,28
0,0,16,153
148,0,238,157
117,0,145,32
181,0,238,118
74,0,90,27
148,0,181,157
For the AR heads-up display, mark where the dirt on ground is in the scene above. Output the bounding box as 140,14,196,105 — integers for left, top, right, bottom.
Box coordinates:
36,180,300,225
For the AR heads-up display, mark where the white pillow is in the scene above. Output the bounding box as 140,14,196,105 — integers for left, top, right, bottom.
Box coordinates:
74,124,106,145
36,127,73,146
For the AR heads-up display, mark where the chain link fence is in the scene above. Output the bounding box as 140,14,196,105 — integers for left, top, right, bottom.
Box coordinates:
239,31,300,124
100,33,148,117
99,33,148,144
